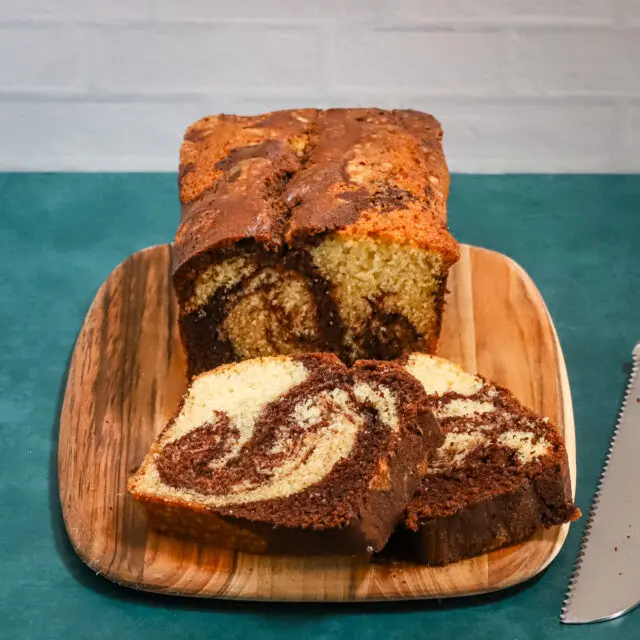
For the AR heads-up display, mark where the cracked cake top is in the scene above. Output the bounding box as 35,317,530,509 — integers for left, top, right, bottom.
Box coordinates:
173,108,459,276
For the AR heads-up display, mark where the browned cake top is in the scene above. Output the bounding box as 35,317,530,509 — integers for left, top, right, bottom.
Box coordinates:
174,108,458,274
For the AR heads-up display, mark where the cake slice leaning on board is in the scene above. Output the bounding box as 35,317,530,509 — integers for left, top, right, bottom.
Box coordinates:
391,353,581,565
128,353,443,556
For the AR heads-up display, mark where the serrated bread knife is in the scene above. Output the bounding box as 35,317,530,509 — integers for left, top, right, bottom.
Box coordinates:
561,342,640,624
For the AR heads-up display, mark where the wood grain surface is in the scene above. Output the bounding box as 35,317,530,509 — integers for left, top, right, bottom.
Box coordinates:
58,243,577,601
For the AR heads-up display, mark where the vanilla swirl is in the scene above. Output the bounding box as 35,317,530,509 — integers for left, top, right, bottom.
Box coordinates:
152,358,398,507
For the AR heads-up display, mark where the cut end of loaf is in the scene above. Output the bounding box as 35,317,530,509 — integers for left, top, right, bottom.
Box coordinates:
310,235,448,361
176,234,451,374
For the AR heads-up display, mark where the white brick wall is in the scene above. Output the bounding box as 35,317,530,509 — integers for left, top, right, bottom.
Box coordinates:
89,25,326,92
1,0,639,172
388,0,613,23
333,30,504,94
0,25,84,90
509,29,640,95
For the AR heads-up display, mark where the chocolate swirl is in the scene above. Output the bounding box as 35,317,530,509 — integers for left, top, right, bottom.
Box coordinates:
154,362,400,506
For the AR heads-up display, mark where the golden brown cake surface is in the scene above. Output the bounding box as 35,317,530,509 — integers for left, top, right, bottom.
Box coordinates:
175,108,457,270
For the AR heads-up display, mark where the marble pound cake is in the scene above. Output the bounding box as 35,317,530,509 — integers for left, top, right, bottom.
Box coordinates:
173,108,459,377
391,354,580,565
128,354,443,555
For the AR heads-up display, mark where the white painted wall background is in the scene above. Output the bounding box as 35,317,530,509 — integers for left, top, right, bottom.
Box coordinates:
1,0,639,172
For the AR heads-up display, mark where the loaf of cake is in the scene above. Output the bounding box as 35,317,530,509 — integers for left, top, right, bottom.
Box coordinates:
389,354,580,565
173,108,459,377
128,353,443,555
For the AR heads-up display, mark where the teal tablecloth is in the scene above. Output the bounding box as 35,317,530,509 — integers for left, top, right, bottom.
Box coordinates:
1,173,639,640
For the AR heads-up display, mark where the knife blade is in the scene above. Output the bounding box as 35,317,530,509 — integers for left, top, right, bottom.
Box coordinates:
561,342,640,624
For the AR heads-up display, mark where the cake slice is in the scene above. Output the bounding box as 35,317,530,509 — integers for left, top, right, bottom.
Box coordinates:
173,108,459,377
391,353,580,565
128,353,443,555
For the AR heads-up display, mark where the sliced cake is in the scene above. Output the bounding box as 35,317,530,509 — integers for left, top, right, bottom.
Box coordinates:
391,353,580,565
128,353,443,555
173,108,459,376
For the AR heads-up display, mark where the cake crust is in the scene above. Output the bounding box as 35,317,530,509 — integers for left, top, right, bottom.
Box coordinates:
174,108,458,274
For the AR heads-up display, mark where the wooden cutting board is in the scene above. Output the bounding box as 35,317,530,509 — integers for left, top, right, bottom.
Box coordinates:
58,243,577,601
